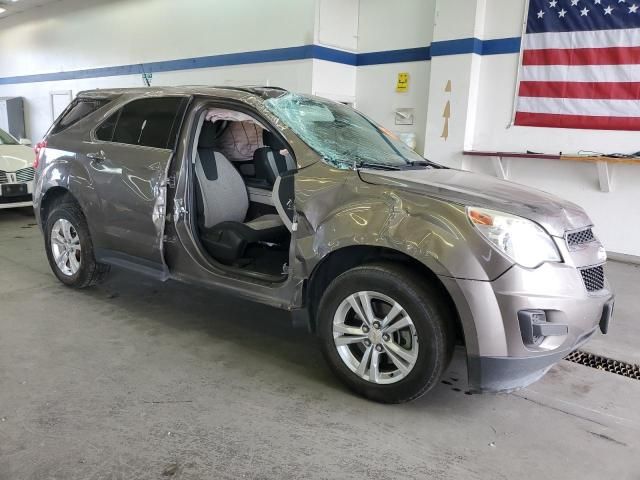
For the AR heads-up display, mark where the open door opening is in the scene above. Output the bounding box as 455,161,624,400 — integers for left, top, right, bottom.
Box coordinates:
189,107,296,281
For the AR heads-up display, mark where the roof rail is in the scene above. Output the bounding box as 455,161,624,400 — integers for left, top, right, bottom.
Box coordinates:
212,85,289,96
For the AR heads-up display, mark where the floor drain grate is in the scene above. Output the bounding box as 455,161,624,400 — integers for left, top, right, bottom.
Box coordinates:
565,350,640,380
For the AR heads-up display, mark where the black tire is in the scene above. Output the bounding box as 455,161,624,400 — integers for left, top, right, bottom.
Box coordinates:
317,263,454,404
44,198,110,288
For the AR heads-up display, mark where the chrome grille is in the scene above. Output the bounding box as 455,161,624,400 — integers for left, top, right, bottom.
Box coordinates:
580,265,605,292
567,228,595,247
15,167,35,182
0,171,6,184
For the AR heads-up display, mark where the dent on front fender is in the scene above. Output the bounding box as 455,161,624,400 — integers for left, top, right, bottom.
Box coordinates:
295,168,513,282
306,192,453,276
293,167,501,360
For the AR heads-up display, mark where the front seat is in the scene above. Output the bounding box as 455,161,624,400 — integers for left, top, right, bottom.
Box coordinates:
194,122,288,265
253,130,297,187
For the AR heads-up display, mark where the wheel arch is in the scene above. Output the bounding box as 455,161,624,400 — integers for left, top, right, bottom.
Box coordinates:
40,186,76,224
305,245,465,347
38,186,108,261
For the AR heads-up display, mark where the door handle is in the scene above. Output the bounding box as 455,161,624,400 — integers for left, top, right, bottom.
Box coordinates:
87,150,107,162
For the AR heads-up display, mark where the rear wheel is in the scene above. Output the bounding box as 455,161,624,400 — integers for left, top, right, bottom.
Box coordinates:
44,200,109,288
317,263,454,403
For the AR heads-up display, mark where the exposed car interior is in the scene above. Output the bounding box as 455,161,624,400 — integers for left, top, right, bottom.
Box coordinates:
191,108,295,280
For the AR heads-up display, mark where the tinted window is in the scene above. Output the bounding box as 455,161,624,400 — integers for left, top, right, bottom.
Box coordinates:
52,99,109,134
97,97,187,150
95,111,119,143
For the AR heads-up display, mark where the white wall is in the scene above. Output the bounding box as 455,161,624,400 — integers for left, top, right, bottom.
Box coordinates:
355,0,435,152
0,0,316,77
357,0,435,52
425,0,485,160
311,60,357,103
315,0,359,51
312,0,358,103
0,0,317,140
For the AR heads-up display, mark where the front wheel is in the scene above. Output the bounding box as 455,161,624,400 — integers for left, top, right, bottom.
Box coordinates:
317,263,454,403
44,200,109,288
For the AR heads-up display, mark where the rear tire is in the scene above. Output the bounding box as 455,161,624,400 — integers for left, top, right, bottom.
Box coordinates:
317,263,454,403
44,199,109,288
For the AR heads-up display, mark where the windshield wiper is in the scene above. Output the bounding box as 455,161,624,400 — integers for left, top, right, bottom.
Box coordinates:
354,161,402,171
405,160,434,168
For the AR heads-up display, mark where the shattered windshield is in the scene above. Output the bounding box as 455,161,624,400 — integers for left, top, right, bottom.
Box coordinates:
264,93,428,169
0,128,18,145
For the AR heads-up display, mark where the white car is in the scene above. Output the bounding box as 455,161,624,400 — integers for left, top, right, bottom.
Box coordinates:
0,127,35,209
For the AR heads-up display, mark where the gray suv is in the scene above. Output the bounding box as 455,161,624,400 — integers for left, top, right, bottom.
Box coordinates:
33,86,614,403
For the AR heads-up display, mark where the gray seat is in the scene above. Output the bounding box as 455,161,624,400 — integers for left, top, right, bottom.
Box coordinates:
253,130,297,187
194,122,287,264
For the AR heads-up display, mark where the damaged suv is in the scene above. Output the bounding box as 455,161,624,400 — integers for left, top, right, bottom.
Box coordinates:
34,87,614,403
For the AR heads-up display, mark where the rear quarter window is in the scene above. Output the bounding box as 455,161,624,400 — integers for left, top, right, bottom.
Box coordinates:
51,98,110,135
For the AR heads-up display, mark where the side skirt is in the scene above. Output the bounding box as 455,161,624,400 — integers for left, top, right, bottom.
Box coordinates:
94,248,170,281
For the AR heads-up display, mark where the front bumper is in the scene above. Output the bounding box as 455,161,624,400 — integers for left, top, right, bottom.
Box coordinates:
466,317,610,393
442,259,614,393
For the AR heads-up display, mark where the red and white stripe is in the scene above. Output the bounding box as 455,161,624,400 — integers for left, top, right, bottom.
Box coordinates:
515,29,640,130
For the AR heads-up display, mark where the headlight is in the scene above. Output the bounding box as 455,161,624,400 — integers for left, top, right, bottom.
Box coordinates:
467,207,561,268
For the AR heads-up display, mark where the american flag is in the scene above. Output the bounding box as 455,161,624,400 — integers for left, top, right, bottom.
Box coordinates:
515,0,640,130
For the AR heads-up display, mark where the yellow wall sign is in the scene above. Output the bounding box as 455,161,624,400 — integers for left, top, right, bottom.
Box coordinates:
396,72,409,92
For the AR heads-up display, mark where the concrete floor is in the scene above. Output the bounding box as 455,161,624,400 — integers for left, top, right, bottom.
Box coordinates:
0,208,639,480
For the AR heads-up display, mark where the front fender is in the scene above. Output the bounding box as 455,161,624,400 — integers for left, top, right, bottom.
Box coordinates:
298,173,513,282
293,167,512,359
296,182,492,358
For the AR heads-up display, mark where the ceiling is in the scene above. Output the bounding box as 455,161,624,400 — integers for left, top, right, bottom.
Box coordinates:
0,0,62,19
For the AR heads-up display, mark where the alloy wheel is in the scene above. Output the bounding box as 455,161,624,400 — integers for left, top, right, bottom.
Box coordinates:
50,218,82,276
332,291,419,384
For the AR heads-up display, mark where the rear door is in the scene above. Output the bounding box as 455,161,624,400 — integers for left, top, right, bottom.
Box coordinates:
86,95,189,277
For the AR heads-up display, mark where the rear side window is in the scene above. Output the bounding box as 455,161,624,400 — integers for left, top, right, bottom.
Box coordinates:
51,98,109,134
96,97,188,150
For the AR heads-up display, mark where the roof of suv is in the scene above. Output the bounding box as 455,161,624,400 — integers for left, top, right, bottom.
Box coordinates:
76,86,289,101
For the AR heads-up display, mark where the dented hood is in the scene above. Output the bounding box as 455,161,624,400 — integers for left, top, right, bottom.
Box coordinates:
360,168,591,237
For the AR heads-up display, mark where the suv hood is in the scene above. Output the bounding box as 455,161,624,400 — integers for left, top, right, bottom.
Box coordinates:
360,168,591,236
0,145,33,172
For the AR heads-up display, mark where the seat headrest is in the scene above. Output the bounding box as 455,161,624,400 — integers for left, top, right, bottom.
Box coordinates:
263,130,286,152
199,120,226,149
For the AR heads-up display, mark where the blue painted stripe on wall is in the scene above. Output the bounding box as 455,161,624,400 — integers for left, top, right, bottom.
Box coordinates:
357,47,431,66
431,38,483,57
0,45,316,85
480,37,521,55
0,37,523,85
311,45,358,65
430,36,521,57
